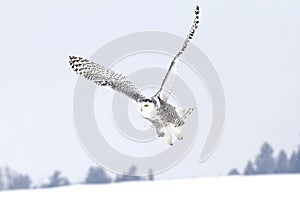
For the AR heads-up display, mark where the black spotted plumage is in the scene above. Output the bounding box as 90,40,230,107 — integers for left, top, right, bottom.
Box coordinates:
156,97,184,127
68,5,200,145
69,56,146,102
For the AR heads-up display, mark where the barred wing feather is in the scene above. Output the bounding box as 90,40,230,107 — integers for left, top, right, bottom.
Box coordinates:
156,5,200,101
69,56,146,102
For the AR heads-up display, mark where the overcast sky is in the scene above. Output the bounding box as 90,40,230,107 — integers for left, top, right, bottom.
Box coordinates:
0,0,300,183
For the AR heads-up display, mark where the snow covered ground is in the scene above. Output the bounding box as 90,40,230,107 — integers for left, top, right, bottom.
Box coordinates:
0,175,298,206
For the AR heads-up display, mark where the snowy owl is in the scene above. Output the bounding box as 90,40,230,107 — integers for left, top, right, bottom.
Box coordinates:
69,5,200,145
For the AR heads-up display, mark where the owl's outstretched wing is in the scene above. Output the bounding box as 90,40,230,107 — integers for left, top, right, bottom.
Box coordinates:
69,56,146,102
155,5,200,101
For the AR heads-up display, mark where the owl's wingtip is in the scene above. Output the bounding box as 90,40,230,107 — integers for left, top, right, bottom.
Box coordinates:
195,5,200,15
68,55,78,69
69,55,76,60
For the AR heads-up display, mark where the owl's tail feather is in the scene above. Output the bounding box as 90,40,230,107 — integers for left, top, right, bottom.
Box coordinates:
176,107,196,120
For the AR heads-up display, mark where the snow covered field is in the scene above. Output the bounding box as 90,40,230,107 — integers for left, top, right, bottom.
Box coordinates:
0,175,298,206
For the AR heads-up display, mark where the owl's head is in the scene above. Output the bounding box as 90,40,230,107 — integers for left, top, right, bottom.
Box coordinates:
137,98,156,118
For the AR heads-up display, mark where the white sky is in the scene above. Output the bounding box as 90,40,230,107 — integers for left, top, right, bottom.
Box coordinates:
0,0,300,184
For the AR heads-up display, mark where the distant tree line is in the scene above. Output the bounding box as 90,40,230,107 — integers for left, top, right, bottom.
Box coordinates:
85,166,154,184
0,167,32,190
0,165,154,191
229,142,300,175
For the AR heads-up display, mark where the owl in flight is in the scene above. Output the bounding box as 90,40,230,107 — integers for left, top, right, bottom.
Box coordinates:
69,6,200,145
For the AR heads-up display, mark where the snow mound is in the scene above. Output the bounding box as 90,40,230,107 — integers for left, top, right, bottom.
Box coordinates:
0,175,298,206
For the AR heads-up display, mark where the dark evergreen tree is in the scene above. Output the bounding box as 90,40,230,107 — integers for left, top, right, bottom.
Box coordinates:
289,149,300,173
289,152,297,172
255,142,275,174
244,161,255,175
115,166,143,182
295,147,300,172
274,150,289,173
148,169,154,180
4,167,32,190
85,167,112,184
43,171,70,188
228,168,240,176
7,174,32,190
0,168,3,190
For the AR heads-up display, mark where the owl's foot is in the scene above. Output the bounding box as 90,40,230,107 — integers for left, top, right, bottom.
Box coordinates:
166,136,174,146
173,125,183,140
161,128,173,146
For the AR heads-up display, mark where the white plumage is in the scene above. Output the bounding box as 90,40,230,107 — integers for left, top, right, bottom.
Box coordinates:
69,5,200,145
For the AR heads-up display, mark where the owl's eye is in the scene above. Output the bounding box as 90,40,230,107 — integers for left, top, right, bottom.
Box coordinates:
144,104,149,107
